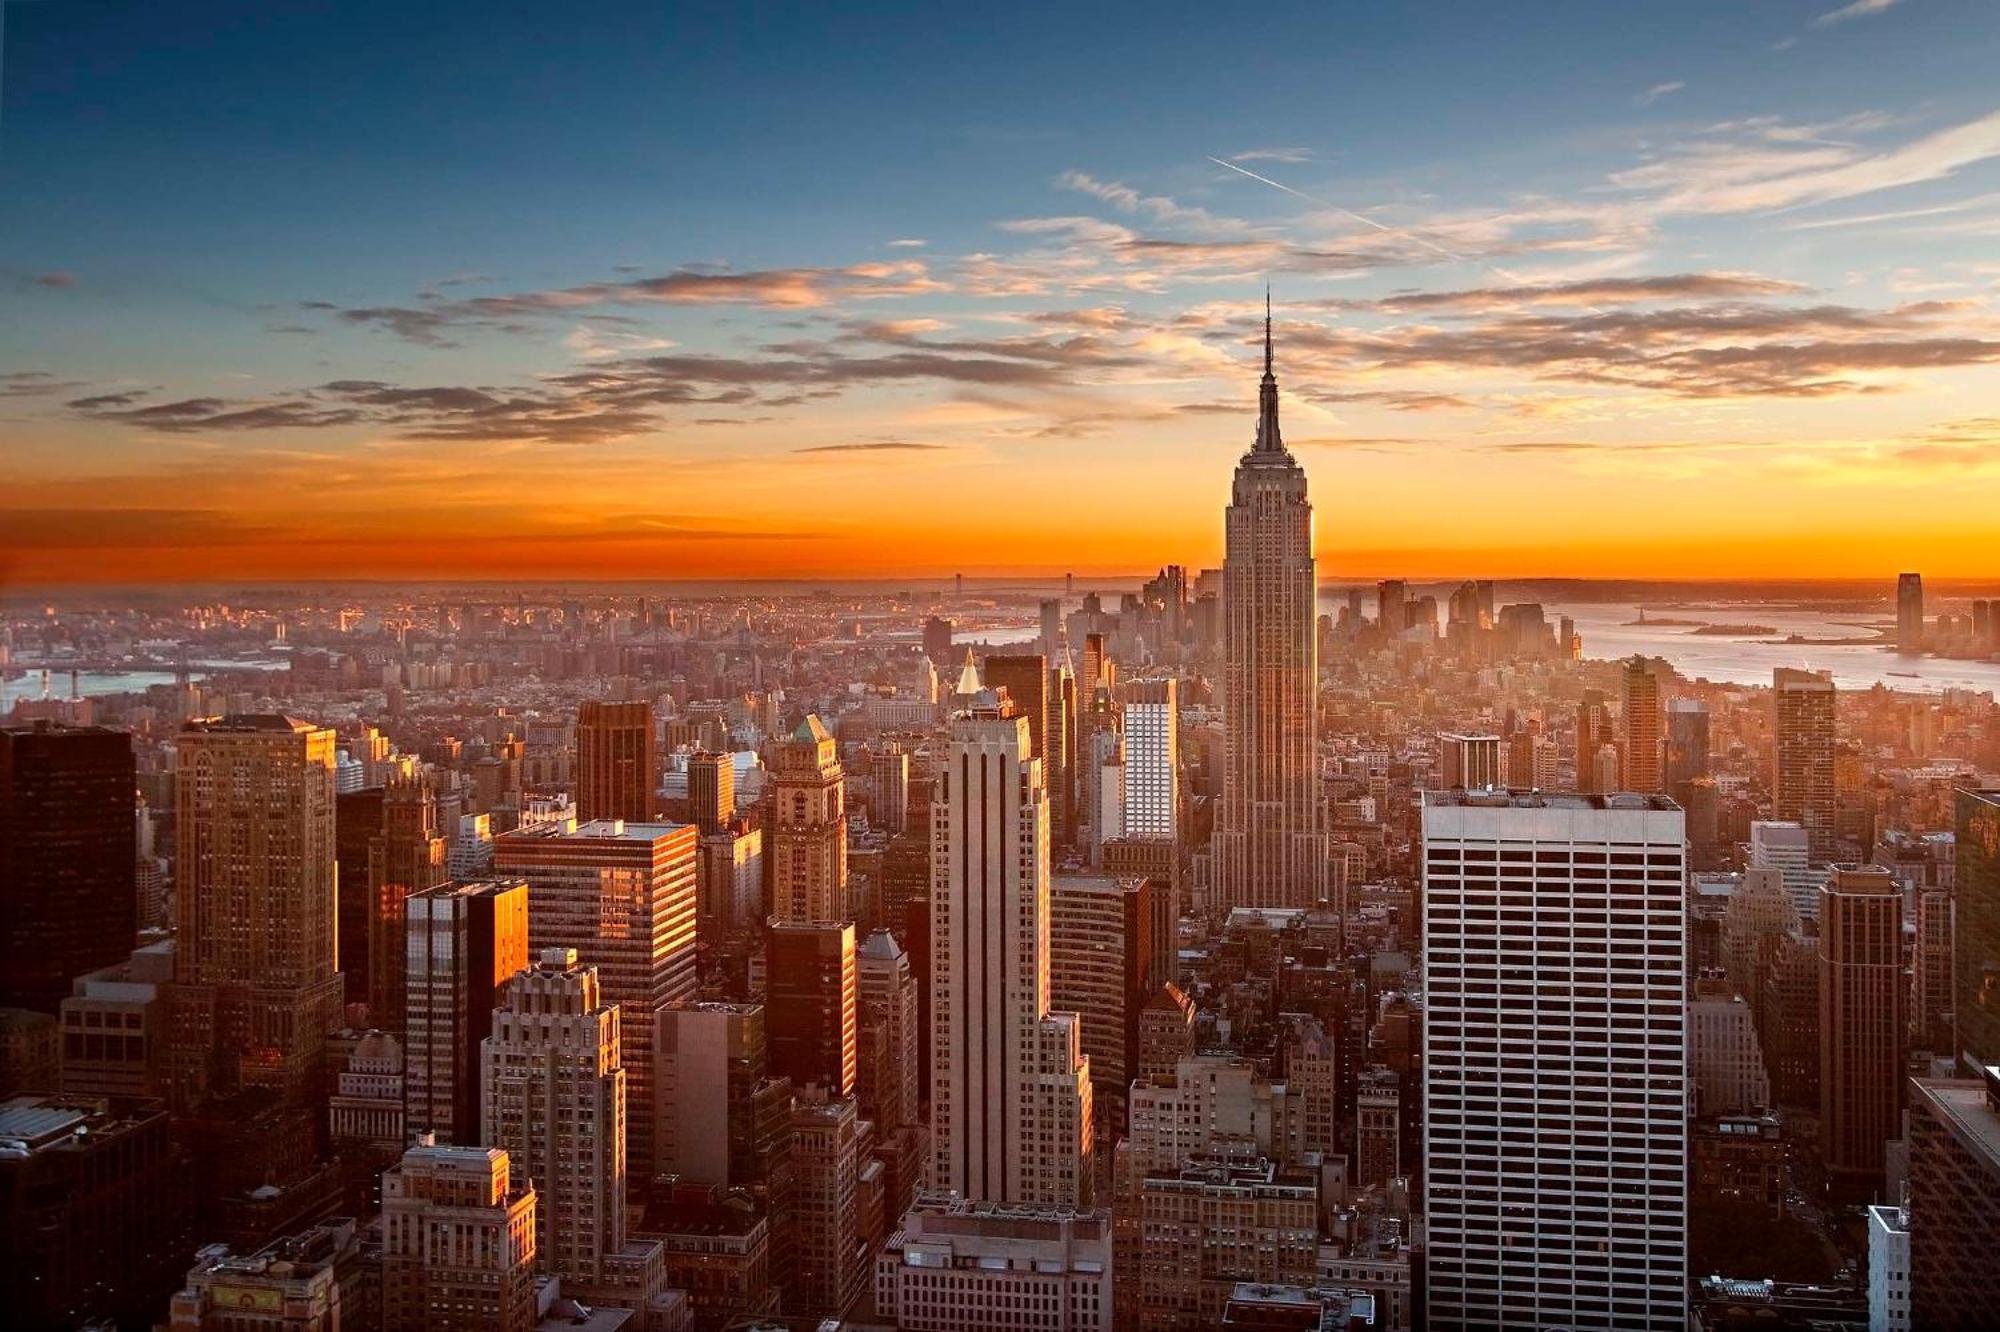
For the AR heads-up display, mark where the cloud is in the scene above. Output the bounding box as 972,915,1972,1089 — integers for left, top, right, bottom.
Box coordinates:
1326,271,1809,314
1230,147,1314,164
323,262,948,344
1,371,89,397
1636,81,1686,107
887,238,928,248
1780,192,2000,231
1614,109,2000,215
1814,0,1899,26
791,441,951,455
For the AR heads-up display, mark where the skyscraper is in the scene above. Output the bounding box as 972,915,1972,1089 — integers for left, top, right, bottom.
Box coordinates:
167,715,342,1112
930,684,1093,1207
1819,865,1906,1200
380,1142,538,1332
367,773,448,1032
1954,789,2000,1070
495,817,699,1179
0,722,136,1014
404,879,530,1144
766,920,858,1098
1050,873,1155,1143
481,948,666,1311
1665,698,1711,793
687,750,736,832
1120,680,1178,842
1214,302,1326,914
575,699,656,824
1621,656,1663,794
1773,668,1837,862
857,927,921,1132
1897,572,1925,653
1421,789,1687,1332
769,715,848,924
1438,733,1502,790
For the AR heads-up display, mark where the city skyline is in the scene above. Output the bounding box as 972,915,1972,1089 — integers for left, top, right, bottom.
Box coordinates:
7,1,2000,585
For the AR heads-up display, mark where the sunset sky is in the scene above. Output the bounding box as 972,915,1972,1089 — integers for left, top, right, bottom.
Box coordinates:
5,0,2000,586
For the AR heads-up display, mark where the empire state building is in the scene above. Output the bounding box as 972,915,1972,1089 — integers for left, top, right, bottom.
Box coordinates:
1214,301,1328,914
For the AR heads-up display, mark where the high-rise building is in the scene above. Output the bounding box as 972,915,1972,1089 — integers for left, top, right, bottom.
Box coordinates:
1127,1157,1319,1331
1722,868,1797,1015
1438,733,1502,790
1897,572,1925,653
857,927,921,1132
698,822,764,935
769,716,848,924
766,920,857,1098
1050,873,1155,1143
1574,689,1610,794
1773,667,1837,862
335,786,387,1007
1914,887,1954,1054
1621,656,1663,794
1690,971,1770,1116
167,715,342,1112
1214,305,1326,915
1355,1066,1402,1189
922,616,954,667
1819,864,1906,1200
481,948,667,1312
1908,1071,2000,1330
367,773,448,1032
0,723,136,1015
790,1095,869,1318
0,1093,190,1330
1421,790,1687,1332
1120,680,1179,842
1954,789,2000,1071
687,750,736,832
1749,820,1822,923
984,654,1051,760
168,1218,367,1332
495,817,699,1180
575,699,656,824
874,1194,1113,1332
404,879,529,1143
1665,699,1711,793
868,744,910,835
930,685,1093,1207
380,1142,538,1332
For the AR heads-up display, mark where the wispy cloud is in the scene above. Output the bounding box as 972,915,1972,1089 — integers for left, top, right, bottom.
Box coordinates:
1814,0,1899,27
1635,81,1686,107
792,441,951,455
887,238,928,248
1230,147,1314,164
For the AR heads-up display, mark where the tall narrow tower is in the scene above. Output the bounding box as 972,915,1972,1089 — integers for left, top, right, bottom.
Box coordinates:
1214,296,1327,915
929,679,1093,1207
769,715,848,924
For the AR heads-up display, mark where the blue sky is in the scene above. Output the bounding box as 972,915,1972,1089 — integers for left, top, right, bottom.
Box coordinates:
5,0,2000,582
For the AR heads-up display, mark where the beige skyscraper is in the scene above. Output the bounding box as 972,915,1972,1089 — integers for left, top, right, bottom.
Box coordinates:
167,714,342,1112
380,1142,538,1332
1214,303,1326,914
770,715,848,923
481,948,666,1311
930,682,1094,1207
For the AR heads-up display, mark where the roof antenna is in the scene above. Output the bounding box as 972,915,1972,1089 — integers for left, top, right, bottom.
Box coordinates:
1263,285,1273,376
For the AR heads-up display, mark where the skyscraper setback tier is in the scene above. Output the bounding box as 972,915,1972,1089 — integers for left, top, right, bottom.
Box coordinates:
0,722,137,1014
1421,789,1688,1332
1213,305,1327,916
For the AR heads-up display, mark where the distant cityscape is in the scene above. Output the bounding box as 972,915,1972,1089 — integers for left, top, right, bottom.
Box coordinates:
4,330,2000,1332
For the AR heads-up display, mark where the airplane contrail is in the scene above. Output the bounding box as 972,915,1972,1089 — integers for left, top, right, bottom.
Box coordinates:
1205,154,1600,311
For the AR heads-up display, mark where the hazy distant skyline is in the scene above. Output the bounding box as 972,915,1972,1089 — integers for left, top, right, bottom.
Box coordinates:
6,0,2000,584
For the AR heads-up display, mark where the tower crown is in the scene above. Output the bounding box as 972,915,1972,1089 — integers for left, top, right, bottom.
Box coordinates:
1254,287,1283,454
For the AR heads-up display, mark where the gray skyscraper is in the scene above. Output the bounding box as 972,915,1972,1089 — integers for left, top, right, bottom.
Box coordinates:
1213,300,1326,916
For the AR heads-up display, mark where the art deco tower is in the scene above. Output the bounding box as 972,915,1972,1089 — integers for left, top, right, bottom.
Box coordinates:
1214,299,1327,914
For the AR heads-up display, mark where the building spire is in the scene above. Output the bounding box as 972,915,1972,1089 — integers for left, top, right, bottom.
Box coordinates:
1255,286,1282,453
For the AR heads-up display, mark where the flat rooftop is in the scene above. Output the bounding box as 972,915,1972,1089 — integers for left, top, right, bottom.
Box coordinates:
1422,788,1682,812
